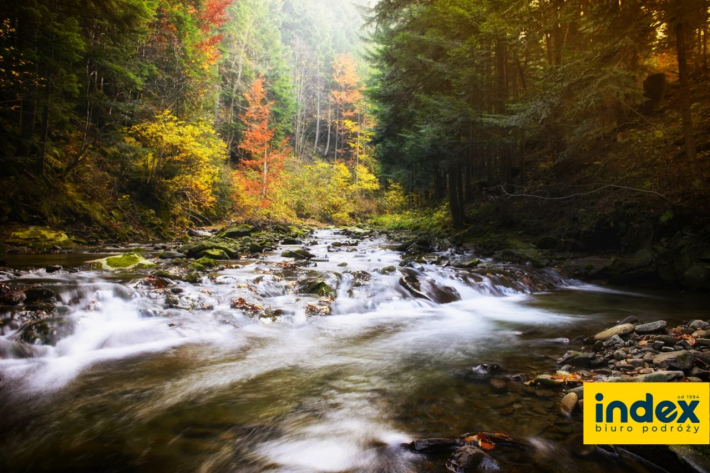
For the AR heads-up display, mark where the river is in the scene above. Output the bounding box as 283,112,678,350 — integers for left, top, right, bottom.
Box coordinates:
0,230,707,472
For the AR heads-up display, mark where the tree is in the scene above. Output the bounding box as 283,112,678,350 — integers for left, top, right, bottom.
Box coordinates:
331,53,363,162
237,76,289,206
127,110,227,221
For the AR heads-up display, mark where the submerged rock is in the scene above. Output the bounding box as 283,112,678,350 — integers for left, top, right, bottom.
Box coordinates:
282,249,315,260
13,317,76,346
409,438,461,453
398,268,460,303
23,287,58,304
446,445,501,473
298,279,337,298
0,284,26,305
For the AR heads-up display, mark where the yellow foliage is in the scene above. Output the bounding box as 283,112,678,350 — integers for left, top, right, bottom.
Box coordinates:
126,111,227,217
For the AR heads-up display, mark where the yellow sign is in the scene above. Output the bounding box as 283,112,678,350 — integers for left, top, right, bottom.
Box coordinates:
584,382,710,445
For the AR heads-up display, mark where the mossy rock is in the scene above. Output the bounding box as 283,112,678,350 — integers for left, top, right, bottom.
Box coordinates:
197,248,229,260
378,266,397,274
453,259,481,269
182,240,238,259
14,317,76,346
298,279,337,298
196,257,219,268
282,249,315,260
6,226,73,250
97,252,155,270
219,224,255,239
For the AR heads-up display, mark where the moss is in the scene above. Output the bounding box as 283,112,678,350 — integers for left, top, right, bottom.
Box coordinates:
6,226,73,249
100,252,155,270
106,253,141,268
197,248,229,260
196,257,218,268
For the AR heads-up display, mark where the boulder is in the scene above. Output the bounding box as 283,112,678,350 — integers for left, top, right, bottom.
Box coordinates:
594,324,634,341
282,249,315,260
219,225,255,239
653,351,695,371
399,269,460,304
23,287,58,304
635,371,685,382
197,248,229,260
634,320,667,334
298,279,337,298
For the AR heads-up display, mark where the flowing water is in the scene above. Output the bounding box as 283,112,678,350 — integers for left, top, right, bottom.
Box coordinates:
0,230,707,473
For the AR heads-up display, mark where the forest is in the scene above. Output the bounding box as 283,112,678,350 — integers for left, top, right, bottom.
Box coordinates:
2,1,710,472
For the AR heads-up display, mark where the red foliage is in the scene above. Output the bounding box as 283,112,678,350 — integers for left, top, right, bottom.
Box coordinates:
238,77,289,205
200,0,231,32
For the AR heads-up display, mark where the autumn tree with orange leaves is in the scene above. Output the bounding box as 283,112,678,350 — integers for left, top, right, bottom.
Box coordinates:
236,77,290,207
331,54,363,163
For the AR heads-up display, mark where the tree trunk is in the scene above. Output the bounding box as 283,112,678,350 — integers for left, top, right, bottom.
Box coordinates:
324,101,331,157
313,72,321,154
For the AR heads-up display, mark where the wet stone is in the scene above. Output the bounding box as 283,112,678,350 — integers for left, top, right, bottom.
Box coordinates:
594,324,634,341
634,320,667,334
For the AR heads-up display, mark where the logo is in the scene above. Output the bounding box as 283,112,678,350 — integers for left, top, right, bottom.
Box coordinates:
584,382,710,445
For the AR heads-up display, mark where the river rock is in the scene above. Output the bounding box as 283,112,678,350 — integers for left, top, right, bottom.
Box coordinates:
490,378,507,393
446,446,501,473
0,284,26,305
184,241,239,259
617,315,639,325
557,351,604,368
197,248,230,260
399,268,460,303
23,287,58,304
635,370,686,382
159,251,184,259
561,392,578,415
14,317,76,346
282,249,315,260
634,320,667,334
409,438,461,453
689,320,710,331
653,351,695,371
453,259,481,269
568,386,584,400
45,265,63,273
594,324,634,341
298,279,337,298
652,334,677,345
602,335,624,348
219,225,254,239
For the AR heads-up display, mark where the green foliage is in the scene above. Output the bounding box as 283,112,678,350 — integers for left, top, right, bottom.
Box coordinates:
370,204,452,232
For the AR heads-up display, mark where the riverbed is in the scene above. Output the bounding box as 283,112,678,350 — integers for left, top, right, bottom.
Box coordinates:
0,230,707,472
